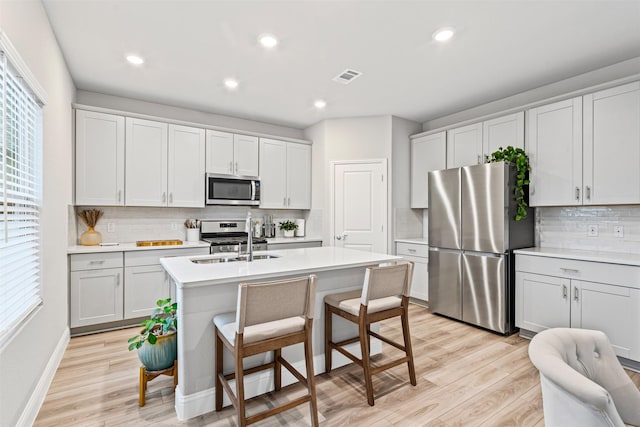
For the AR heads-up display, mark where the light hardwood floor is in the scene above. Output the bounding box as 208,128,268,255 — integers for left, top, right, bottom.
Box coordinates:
35,304,640,426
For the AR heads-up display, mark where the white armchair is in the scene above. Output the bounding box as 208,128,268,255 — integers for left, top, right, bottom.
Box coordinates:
529,328,640,427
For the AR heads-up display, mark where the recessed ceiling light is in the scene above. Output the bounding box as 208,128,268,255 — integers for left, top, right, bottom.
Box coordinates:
433,27,455,42
224,78,239,89
314,100,326,109
126,54,144,65
258,34,278,48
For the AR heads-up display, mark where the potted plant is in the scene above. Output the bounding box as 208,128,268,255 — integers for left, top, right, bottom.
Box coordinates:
486,146,530,221
278,220,298,238
128,298,178,371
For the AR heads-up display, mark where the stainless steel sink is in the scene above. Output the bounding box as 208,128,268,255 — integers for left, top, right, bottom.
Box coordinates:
190,254,280,264
239,254,280,260
190,257,242,264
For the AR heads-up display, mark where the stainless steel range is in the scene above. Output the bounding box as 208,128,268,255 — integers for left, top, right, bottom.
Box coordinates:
200,219,268,254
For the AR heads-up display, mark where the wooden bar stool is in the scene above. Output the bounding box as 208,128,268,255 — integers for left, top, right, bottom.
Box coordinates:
213,275,319,427
324,261,416,406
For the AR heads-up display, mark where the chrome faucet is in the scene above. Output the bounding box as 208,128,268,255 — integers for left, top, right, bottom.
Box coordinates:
245,212,253,262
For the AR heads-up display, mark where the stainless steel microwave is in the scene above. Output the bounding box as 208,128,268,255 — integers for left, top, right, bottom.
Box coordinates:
205,173,260,206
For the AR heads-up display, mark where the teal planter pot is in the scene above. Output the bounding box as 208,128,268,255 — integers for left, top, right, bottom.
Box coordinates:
137,330,177,371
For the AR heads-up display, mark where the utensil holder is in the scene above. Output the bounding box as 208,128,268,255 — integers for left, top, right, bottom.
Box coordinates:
186,228,199,242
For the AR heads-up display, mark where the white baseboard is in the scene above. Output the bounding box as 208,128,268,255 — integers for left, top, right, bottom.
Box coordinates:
17,327,70,427
175,340,381,420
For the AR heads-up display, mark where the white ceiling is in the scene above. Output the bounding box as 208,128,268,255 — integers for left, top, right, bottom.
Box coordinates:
42,0,640,129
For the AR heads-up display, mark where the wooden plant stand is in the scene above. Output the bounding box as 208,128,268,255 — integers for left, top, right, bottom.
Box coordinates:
139,360,178,407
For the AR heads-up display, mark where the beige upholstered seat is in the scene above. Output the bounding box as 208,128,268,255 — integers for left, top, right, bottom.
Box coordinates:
529,328,640,427
324,261,416,406
213,275,319,427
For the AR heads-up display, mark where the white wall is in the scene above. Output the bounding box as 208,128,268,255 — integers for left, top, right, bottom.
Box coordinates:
76,90,305,140
391,116,423,242
0,2,76,426
305,116,393,250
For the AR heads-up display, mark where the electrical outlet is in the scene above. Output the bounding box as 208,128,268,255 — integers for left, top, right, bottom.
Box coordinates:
107,222,115,233
614,226,624,238
588,224,599,237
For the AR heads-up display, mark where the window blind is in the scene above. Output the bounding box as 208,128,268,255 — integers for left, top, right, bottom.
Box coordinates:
0,50,44,345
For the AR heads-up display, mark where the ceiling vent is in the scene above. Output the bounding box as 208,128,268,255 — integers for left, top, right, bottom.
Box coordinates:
333,69,362,84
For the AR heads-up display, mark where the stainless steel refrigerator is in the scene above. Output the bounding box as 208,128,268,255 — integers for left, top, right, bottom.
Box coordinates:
428,162,534,334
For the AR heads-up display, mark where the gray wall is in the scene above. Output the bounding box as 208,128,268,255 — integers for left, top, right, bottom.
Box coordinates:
423,56,640,131
76,90,305,140
0,2,76,426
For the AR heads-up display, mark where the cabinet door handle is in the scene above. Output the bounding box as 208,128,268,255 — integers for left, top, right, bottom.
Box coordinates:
169,192,173,204
235,162,238,174
288,197,291,206
586,186,591,200
575,187,580,201
574,287,579,302
562,284,568,299
116,272,120,286
229,161,233,174
283,197,287,207
162,192,166,203
118,190,122,202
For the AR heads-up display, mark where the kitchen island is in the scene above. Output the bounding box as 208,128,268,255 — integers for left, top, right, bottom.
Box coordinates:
160,246,401,420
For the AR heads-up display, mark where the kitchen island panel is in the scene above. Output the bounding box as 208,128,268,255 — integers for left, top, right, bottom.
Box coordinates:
168,248,398,420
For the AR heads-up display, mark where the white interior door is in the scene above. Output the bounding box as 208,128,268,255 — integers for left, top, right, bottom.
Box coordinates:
332,160,387,253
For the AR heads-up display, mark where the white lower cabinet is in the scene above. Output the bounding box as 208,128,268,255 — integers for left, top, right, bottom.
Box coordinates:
70,247,209,329
396,242,428,301
70,253,124,328
516,253,640,361
124,248,208,319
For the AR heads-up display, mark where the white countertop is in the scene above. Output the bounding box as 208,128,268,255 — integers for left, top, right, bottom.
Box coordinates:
395,238,428,245
266,236,322,244
514,247,640,267
160,246,401,288
68,241,210,254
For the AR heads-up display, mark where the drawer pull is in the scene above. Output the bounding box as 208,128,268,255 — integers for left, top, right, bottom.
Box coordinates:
560,267,579,274
408,249,417,253
89,260,105,264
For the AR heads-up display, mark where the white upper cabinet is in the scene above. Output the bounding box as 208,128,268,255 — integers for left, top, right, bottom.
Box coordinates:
482,111,525,156
286,142,312,209
583,82,640,205
528,97,583,206
259,138,287,208
447,123,483,168
125,118,168,207
205,130,234,174
75,110,125,206
206,130,259,177
126,118,204,207
529,81,640,207
410,131,446,208
259,138,311,209
234,134,260,177
446,112,524,170
167,124,205,207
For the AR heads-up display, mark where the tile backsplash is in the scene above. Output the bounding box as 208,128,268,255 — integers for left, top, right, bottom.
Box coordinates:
71,206,307,245
537,205,640,254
